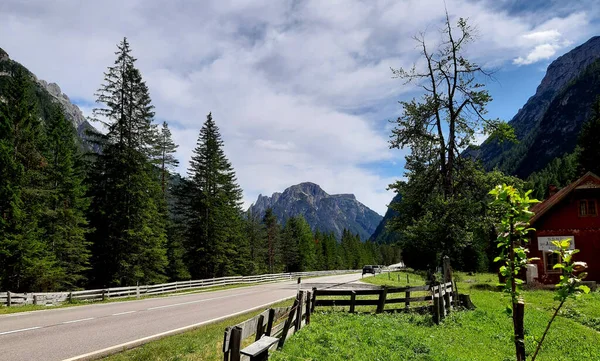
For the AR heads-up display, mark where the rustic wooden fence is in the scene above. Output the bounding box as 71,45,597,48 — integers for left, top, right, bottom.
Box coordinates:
0,269,357,307
223,291,312,361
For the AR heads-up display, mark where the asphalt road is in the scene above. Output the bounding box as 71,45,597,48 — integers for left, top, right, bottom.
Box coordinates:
0,272,364,361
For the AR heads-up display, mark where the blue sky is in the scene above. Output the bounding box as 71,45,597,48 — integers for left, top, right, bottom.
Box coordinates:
0,0,599,215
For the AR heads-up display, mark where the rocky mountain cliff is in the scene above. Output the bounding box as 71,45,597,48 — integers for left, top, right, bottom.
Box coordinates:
0,47,97,146
466,36,600,178
249,182,382,240
369,193,402,244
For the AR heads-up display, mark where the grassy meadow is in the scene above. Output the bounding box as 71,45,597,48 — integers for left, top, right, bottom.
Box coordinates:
271,271,600,361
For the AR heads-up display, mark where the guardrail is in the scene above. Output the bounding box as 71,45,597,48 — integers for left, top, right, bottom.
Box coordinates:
0,269,358,307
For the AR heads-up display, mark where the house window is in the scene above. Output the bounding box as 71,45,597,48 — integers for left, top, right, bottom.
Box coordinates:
579,199,598,217
545,252,561,272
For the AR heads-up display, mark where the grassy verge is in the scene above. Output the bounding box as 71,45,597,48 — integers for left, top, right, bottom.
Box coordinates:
271,271,600,361
101,299,293,361
0,282,272,316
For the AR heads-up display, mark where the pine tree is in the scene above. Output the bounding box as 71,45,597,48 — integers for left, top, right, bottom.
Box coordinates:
87,38,167,287
245,209,267,274
262,208,279,273
578,97,600,176
42,104,91,289
153,121,179,195
183,113,245,278
0,68,57,291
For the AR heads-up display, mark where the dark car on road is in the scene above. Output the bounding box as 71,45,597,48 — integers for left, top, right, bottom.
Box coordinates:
362,265,375,275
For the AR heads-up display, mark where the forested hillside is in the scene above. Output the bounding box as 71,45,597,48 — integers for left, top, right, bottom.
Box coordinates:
0,41,400,292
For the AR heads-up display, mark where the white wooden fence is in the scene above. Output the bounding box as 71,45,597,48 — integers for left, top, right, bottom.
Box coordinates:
0,269,358,307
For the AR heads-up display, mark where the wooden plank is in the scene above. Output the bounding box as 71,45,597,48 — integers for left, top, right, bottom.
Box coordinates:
305,291,311,324
314,289,382,296
255,315,265,342
241,336,279,357
295,291,304,331
223,309,270,351
223,328,231,359
386,295,432,304
265,309,275,336
277,297,298,349
314,299,379,307
230,326,242,361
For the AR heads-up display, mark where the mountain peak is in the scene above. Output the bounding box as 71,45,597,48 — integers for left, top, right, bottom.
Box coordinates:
249,182,381,240
0,48,8,62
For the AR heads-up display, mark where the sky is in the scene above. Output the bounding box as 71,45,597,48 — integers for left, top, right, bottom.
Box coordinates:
0,0,599,215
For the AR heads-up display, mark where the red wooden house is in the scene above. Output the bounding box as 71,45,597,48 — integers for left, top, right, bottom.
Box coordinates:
528,172,600,284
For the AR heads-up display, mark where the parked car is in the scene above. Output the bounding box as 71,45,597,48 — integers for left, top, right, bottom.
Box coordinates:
362,265,375,275
372,265,382,274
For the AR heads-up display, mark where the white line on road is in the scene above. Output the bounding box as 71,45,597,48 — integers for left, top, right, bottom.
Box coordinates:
0,326,42,336
146,291,257,311
62,317,95,324
61,295,294,361
112,311,136,316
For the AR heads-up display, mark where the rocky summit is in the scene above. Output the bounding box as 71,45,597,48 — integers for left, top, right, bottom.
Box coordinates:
466,36,600,178
249,182,382,241
0,46,97,148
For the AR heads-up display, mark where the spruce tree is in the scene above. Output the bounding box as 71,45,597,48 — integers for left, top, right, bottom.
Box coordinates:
245,209,267,274
262,208,279,273
42,104,91,289
87,38,167,287
184,113,245,278
0,68,57,291
153,121,179,195
577,97,600,176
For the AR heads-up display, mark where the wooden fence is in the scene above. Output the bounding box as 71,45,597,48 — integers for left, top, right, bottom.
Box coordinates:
223,291,312,361
311,282,454,317
0,269,357,307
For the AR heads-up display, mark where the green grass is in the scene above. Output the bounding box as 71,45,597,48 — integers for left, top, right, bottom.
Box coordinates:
271,271,600,361
101,299,293,361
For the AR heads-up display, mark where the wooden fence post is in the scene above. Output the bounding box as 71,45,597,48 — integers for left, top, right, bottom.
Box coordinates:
223,329,230,361
68,292,73,303
255,315,265,342
443,283,451,313
432,293,441,324
311,287,317,312
405,289,410,310
295,291,304,331
349,291,356,313
7,291,11,307
265,309,275,336
33,295,38,305
305,291,311,324
376,286,387,314
439,283,446,320
136,285,140,299
230,326,242,361
101,290,106,301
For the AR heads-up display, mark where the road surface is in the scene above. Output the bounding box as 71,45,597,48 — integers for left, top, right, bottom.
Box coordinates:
0,272,364,361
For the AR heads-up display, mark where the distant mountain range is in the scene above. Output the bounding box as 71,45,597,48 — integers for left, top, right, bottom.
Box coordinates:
249,182,382,240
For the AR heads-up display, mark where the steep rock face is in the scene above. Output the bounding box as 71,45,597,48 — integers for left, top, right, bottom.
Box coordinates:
249,182,382,240
0,46,98,146
469,36,600,177
369,193,402,244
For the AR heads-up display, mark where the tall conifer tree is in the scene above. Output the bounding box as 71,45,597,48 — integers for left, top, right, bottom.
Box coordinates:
87,38,167,287
577,97,600,176
0,68,57,291
42,104,91,289
183,113,245,278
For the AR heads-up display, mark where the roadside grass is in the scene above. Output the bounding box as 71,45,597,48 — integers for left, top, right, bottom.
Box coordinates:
0,282,272,316
101,299,294,361
271,271,600,361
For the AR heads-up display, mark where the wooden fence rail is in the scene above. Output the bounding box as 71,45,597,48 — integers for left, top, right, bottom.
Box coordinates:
223,291,312,361
0,269,358,307
312,282,454,316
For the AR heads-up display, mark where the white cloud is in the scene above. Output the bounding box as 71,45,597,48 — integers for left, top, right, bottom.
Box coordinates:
0,0,597,214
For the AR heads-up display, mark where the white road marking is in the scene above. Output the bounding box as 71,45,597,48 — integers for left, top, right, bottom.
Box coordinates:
112,311,136,316
146,291,257,311
61,295,295,361
62,317,94,324
0,326,42,336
